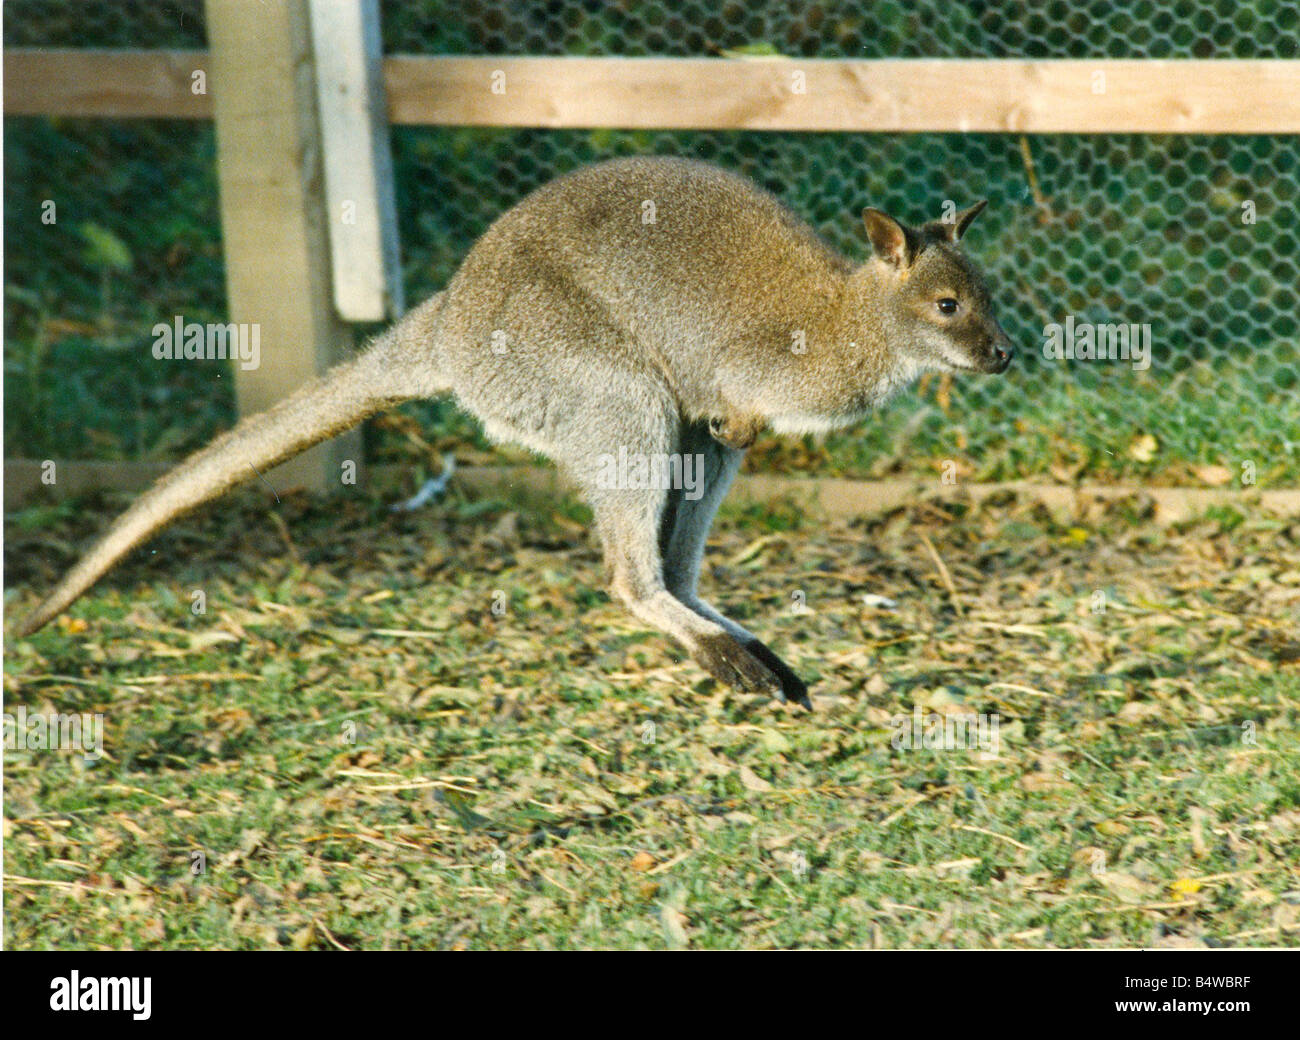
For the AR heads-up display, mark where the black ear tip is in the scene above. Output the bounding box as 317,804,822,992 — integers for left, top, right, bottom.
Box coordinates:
947,199,989,241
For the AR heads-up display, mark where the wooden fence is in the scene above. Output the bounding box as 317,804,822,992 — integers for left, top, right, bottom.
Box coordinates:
9,50,1300,132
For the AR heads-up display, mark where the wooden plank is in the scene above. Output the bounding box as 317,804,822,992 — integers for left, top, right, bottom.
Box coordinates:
204,0,359,494
6,50,1299,133
307,0,404,321
3,48,213,118
722,476,1300,526
0,460,558,506
379,56,1300,134
8,460,1300,524
6,460,174,501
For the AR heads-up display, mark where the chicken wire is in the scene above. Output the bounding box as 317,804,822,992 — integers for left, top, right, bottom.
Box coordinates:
4,0,1298,481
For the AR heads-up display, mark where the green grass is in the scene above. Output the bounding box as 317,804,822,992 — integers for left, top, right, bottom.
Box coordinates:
5,485,1298,948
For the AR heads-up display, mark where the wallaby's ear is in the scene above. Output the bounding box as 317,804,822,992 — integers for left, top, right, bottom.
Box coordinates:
932,199,988,243
862,208,918,269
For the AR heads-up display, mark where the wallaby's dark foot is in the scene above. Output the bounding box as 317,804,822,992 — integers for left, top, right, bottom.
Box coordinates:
708,414,761,451
693,632,781,695
743,638,812,709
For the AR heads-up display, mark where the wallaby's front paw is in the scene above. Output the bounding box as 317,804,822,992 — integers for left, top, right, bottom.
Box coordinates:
693,633,781,695
708,414,761,451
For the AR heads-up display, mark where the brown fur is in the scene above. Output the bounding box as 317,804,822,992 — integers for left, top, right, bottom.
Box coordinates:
18,157,1013,707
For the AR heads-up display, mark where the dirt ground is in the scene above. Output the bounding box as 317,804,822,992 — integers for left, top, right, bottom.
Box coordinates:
4,481,1298,949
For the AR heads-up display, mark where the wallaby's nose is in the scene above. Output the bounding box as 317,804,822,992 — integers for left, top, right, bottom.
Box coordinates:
991,324,1014,373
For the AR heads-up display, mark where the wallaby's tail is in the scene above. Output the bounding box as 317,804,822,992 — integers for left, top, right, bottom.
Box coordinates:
15,300,447,637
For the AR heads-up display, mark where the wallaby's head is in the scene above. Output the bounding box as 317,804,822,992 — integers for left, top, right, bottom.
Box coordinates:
856,201,1014,376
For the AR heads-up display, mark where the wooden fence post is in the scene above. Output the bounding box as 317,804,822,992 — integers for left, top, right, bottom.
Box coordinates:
307,0,404,322
204,0,359,494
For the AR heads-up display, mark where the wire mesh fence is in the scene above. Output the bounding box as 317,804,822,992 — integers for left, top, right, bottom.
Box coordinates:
4,0,1298,485
381,0,1300,58
4,1,224,462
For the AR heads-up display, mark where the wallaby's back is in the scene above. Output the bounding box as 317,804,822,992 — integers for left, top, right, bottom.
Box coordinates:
436,157,854,426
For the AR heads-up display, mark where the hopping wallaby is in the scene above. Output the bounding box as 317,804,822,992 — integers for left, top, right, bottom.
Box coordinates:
16,156,1014,707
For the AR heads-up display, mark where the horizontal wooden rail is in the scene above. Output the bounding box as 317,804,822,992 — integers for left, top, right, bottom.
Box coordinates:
383,55,1300,133
5,50,1299,133
6,459,1300,522
4,48,213,119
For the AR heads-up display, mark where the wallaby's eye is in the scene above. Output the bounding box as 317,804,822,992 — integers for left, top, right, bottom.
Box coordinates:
936,297,959,316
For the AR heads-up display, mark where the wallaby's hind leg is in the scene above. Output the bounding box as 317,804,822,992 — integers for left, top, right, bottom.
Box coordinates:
590,482,781,697
661,423,811,707
448,310,779,698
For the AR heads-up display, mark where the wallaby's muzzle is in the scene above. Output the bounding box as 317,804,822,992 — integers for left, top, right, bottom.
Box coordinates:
992,342,1014,373
988,322,1015,373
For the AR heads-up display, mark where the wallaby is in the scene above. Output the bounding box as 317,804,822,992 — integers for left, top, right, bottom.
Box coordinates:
16,156,1014,708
